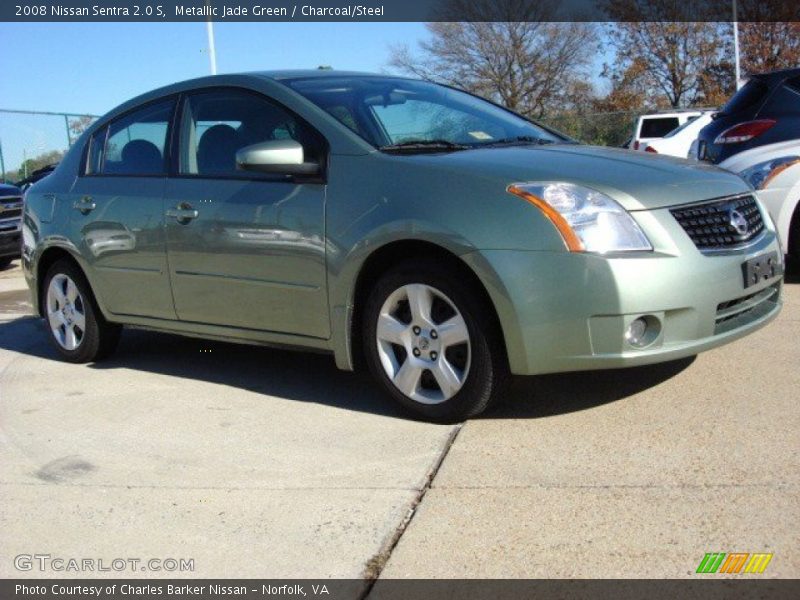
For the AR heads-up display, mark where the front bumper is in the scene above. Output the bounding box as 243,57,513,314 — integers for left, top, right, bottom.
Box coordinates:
0,226,21,259
466,211,783,376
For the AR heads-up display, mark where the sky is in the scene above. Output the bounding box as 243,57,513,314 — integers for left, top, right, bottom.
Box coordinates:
0,22,430,173
0,22,608,176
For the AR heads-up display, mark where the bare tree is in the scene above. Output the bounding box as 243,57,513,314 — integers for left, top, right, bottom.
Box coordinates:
388,1,597,119
603,20,730,108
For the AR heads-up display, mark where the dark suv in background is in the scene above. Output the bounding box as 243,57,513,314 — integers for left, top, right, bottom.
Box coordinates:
0,182,24,269
697,68,800,164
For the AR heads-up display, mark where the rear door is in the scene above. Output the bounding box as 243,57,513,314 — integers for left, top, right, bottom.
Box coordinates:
163,87,329,338
70,98,176,319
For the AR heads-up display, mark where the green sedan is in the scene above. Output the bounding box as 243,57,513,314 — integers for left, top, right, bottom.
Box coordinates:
22,71,783,422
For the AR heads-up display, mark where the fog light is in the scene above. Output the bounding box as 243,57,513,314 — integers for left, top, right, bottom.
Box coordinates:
625,317,648,346
624,315,661,349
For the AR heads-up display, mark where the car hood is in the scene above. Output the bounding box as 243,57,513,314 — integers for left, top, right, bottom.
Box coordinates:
719,139,800,173
405,144,751,211
0,183,22,197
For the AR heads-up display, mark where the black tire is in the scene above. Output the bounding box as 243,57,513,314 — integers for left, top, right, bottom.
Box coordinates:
42,259,121,363
362,259,509,423
0,257,13,270
788,206,800,270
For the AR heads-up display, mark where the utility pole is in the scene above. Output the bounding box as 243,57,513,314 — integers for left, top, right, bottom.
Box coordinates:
733,0,742,90
0,136,5,182
206,20,218,75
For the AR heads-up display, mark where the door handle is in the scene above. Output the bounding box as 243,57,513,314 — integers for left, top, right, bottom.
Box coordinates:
72,196,96,214
166,203,199,224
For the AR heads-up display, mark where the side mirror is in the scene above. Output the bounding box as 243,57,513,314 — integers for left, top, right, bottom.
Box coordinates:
236,140,319,176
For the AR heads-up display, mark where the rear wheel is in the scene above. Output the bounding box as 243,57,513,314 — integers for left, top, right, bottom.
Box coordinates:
43,259,121,363
363,260,509,422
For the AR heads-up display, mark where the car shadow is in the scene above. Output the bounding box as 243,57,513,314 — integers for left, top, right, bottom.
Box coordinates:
0,314,694,422
485,357,695,420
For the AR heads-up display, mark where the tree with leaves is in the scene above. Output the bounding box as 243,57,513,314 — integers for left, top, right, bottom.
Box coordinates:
739,22,800,76
603,20,731,109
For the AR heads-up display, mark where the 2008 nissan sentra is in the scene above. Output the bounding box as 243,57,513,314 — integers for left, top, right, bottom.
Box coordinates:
21,71,784,422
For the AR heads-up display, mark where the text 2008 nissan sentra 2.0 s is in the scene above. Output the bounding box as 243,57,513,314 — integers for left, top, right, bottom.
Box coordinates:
21,71,783,422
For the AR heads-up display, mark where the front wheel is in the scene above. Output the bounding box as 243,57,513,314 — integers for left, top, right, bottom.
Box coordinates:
363,260,509,422
43,259,121,363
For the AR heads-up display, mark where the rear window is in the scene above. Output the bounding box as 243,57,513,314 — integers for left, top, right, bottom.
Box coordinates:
720,78,768,115
640,117,679,138
761,79,800,116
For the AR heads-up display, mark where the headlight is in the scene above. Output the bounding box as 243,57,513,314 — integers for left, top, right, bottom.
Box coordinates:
507,182,652,253
739,156,800,190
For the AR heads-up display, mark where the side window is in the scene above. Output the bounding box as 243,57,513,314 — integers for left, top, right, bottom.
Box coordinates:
85,126,108,175
101,99,174,176
179,89,323,177
640,117,680,138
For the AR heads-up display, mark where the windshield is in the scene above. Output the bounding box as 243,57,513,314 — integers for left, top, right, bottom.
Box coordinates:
285,76,564,151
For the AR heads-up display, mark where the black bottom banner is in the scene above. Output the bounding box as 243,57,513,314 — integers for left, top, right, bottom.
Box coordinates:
3,579,800,600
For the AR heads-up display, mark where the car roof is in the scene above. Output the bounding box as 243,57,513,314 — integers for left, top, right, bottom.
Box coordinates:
639,110,706,118
751,67,800,83
249,69,410,82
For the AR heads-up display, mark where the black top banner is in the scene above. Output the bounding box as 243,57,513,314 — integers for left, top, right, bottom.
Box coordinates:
3,0,800,22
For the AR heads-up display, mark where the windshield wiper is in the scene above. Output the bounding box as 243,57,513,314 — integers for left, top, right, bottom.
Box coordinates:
379,139,470,154
476,136,556,148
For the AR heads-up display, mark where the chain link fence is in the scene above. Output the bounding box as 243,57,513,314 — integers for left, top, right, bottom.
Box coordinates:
540,110,637,148
0,107,643,184
0,109,99,183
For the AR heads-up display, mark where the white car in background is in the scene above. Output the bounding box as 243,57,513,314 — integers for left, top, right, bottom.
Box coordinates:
641,112,714,158
721,140,800,261
630,110,705,151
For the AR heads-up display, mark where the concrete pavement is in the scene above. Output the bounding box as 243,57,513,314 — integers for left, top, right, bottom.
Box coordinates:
0,262,457,580
0,259,797,583
381,274,800,578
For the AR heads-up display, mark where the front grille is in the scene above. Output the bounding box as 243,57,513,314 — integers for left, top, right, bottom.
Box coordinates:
670,194,764,251
0,198,23,220
0,208,21,219
714,283,780,335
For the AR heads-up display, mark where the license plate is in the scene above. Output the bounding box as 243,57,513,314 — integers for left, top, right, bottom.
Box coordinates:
742,251,782,288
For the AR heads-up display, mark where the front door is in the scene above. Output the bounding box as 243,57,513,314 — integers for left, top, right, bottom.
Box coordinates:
164,88,329,338
70,98,176,320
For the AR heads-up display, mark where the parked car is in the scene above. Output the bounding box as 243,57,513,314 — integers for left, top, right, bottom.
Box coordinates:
631,110,705,151
15,164,57,193
0,182,24,269
640,111,714,158
697,68,800,164
720,140,800,262
22,71,784,421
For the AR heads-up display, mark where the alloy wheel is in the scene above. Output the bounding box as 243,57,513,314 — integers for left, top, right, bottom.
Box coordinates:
46,274,86,351
375,283,471,404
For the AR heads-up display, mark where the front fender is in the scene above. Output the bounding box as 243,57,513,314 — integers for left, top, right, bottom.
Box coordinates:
327,218,479,371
